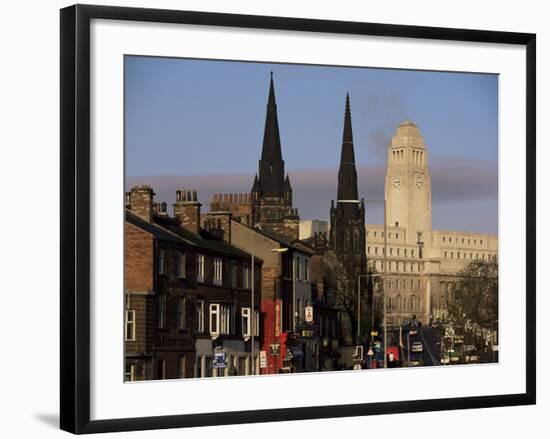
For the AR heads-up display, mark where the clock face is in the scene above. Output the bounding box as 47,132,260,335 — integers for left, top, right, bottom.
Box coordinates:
392,176,401,187
416,175,425,189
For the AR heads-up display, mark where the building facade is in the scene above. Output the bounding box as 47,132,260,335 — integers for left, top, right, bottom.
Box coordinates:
124,186,262,380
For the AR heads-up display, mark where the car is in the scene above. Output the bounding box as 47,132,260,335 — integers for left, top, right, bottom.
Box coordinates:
409,328,418,336
408,354,424,367
411,341,423,353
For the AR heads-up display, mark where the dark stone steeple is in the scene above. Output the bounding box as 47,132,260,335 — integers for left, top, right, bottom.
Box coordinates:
337,93,359,203
329,94,366,272
257,72,286,197
250,74,299,239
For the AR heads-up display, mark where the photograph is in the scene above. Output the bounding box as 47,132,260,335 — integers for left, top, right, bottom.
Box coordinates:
123,56,499,381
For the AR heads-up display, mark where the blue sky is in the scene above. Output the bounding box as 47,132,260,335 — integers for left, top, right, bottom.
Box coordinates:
125,56,498,234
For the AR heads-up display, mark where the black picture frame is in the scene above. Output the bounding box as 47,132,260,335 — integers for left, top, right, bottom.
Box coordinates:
60,4,536,434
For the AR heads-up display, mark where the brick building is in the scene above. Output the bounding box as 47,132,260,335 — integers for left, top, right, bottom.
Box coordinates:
124,185,262,380
203,217,317,374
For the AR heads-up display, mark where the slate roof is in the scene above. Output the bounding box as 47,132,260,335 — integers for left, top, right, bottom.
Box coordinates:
126,209,260,262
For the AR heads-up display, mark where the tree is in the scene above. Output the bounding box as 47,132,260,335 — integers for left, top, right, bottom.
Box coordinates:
321,251,382,345
448,257,498,328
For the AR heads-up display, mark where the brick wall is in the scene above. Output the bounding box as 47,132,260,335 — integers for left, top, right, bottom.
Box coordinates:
125,222,154,291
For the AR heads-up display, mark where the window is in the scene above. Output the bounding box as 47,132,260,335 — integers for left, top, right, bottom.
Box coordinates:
444,251,448,258
411,250,415,257
397,248,400,256
158,295,166,329
213,258,223,285
125,363,136,382
451,252,454,258
404,249,407,257
241,307,259,337
296,257,302,280
480,239,483,245
367,246,370,254
177,252,186,278
157,248,165,275
443,237,446,243
210,303,233,335
231,262,238,288
209,303,219,334
375,247,378,255
125,310,135,341
396,233,399,239
196,254,205,282
374,231,377,237
242,307,251,337
305,259,310,282
243,265,251,289
177,297,186,329
390,248,393,256
196,300,204,333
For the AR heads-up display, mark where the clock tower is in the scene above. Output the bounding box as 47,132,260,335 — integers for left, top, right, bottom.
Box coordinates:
385,121,432,248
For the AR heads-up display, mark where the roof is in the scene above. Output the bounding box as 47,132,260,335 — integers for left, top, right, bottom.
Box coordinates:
126,210,260,261
251,224,317,256
153,214,258,261
126,211,188,245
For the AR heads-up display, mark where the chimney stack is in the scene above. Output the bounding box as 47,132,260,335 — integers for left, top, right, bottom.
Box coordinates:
173,190,201,235
129,185,155,222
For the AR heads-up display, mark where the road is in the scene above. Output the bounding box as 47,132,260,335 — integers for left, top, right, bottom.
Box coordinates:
403,326,441,367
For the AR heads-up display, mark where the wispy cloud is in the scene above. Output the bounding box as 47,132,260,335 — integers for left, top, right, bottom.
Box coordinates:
126,156,497,233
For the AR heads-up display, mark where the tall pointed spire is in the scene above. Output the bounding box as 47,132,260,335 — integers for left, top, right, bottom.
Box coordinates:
337,93,359,202
257,73,285,197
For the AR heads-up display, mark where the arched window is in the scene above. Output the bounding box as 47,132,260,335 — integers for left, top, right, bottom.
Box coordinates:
396,294,402,310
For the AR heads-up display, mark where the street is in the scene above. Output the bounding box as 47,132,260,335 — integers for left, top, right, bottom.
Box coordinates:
401,326,441,367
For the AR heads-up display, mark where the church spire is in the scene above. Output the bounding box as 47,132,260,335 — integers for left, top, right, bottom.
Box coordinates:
256,72,285,197
337,93,359,202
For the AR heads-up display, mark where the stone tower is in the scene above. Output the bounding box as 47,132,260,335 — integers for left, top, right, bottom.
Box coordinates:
385,120,432,252
329,94,367,276
251,73,299,239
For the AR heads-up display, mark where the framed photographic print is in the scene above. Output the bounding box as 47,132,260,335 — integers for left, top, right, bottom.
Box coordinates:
60,4,536,434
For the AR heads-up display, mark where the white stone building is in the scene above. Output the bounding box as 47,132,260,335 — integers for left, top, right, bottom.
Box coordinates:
300,120,498,327
366,121,498,325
